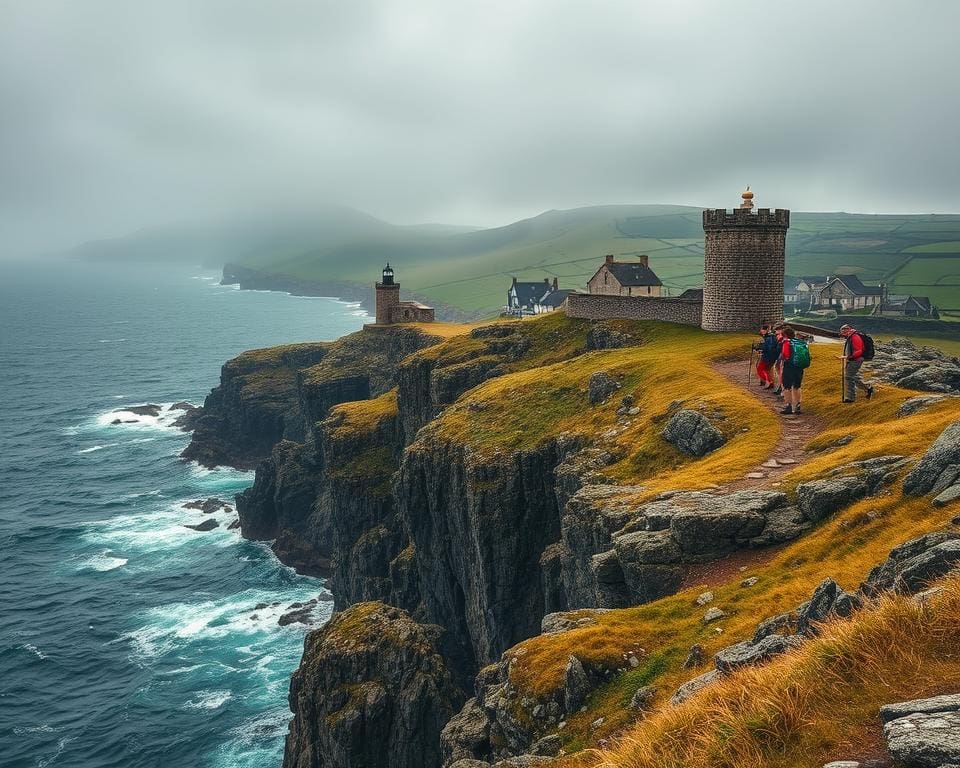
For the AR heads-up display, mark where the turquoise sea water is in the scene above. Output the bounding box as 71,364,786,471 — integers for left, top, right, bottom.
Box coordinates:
0,261,368,768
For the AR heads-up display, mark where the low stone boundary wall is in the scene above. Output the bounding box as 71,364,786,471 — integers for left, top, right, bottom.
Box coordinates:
564,292,703,327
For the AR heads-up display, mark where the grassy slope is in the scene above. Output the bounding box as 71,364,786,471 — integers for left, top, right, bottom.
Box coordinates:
391,314,959,766
232,206,960,313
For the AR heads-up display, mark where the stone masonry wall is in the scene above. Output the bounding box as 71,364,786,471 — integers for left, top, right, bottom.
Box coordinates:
564,292,702,326
701,208,789,332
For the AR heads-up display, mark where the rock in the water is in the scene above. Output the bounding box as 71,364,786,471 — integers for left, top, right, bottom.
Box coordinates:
184,518,219,532
126,403,162,416
563,655,590,713
183,497,229,514
662,410,726,457
903,421,960,496
588,371,621,405
883,711,960,767
714,634,802,674
879,693,960,723
282,602,461,768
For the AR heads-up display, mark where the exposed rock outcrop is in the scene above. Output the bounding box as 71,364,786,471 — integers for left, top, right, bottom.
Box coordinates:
661,409,725,457
903,421,960,497
869,338,960,394
283,602,462,768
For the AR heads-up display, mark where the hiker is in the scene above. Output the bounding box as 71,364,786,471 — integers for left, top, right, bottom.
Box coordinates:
839,324,875,403
754,324,779,390
772,324,786,397
779,326,810,415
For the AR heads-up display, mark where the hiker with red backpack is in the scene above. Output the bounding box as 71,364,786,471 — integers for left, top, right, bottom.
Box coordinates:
779,326,810,415
839,324,875,403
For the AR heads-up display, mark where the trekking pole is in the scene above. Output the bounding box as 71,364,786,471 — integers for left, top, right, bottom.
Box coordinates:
747,345,754,386
840,356,845,403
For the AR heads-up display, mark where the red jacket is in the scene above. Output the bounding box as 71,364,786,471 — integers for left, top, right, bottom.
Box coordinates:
846,332,865,360
781,339,792,362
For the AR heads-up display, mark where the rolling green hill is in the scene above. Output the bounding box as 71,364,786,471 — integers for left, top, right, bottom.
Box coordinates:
234,206,960,313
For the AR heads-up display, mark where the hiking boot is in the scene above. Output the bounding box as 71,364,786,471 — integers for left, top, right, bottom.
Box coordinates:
866,385,875,400
780,405,794,414
794,404,802,414
842,399,854,404
773,387,783,396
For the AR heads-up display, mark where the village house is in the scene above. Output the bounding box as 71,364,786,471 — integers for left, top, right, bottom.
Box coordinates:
784,275,827,305
815,274,884,311
874,294,936,317
506,277,570,315
587,254,663,297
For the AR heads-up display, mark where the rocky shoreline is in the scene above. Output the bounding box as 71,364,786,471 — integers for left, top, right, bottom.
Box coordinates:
179,318,960,768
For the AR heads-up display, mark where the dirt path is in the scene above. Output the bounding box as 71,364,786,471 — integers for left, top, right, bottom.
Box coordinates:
713,359,825,492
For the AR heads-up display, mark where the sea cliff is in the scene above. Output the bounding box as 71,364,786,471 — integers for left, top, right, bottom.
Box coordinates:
183,316,960,768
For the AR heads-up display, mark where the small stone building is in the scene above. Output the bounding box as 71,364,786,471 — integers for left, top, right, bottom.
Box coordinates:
374,263,435,325
587,254,663,297
815,274,883,311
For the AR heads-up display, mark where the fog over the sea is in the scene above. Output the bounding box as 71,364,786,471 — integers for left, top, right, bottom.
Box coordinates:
2,0,959,256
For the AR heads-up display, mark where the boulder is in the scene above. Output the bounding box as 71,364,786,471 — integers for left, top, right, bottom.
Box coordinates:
441,698,491,766
796,476,869,522
714,634,802,674
896,363,960,393
797,578,839,636
897,395,948,418
903,421,960,495
588,371,621,405
894,539,960,593
683,644,704,669
661,410,726,457
703,607,727,623
629,685,657,710
753,612,797,643
671,509,766,559
563,655,590,713
528,734,562,757
883,711,960,767
126,403,162,416
879,693,960,723
670,669,722,705
586,323,634,350
184,518,219,532
750,505,810,546
934,484,960,507
861,531,960,595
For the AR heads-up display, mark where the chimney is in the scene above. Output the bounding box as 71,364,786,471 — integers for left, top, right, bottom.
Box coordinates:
605,254,614,264
552,277,558,291
512,276,517,286
638,254,649,267
544,278,550,285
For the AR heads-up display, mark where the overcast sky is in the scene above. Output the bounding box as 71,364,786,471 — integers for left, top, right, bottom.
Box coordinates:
2,0,959,255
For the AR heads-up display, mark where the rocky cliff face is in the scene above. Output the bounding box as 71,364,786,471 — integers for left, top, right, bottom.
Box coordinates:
283,602,463,768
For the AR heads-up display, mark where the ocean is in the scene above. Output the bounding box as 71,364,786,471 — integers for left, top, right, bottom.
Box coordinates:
0,261,369,768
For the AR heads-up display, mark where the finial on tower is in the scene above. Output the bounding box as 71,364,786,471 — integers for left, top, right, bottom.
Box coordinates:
740,186,754,210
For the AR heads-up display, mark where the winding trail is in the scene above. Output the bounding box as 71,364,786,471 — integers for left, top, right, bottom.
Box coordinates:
680,360,827,589
713,359,825,492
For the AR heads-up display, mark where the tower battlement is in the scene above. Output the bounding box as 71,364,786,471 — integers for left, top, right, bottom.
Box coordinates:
702,208,790,229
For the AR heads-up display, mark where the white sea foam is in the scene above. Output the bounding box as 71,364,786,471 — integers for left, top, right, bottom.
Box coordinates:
78,551,128,572
78,443,119,454
97,338,127,343
183,690,233,710
38,736,75,768
95,402,185,432
22,643,48,660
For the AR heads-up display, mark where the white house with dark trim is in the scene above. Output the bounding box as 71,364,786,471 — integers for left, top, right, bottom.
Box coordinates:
587,254,663,297
506,277,570,315
816,274,884,311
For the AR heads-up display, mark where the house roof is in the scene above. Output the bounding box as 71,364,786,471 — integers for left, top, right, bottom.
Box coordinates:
605,261,663,287
540,289,571,308
510,281,552,307
831,274,883,295
881,295,932,312
677,288,704,300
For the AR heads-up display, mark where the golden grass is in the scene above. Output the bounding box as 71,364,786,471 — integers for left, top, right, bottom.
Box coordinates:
326,390,398,440
577,575,960,768
467,318,959,755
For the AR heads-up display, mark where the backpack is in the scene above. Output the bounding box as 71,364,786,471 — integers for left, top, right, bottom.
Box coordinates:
761,333,779,362
789,339,811,369
857,332,876,361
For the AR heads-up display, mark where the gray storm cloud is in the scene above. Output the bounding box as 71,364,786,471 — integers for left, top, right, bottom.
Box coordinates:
1,0,958,255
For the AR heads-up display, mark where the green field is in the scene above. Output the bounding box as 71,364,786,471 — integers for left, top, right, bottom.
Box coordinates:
226,206,960,315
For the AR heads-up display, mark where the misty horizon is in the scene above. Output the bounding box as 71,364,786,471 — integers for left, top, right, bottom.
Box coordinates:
3,0,960,258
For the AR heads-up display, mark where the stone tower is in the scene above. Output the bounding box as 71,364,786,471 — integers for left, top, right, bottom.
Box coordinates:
701,188,789,332
375,263,400,325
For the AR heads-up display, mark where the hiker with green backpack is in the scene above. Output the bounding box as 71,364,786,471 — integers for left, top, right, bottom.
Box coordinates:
838,324,876,403
779,326,810,415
